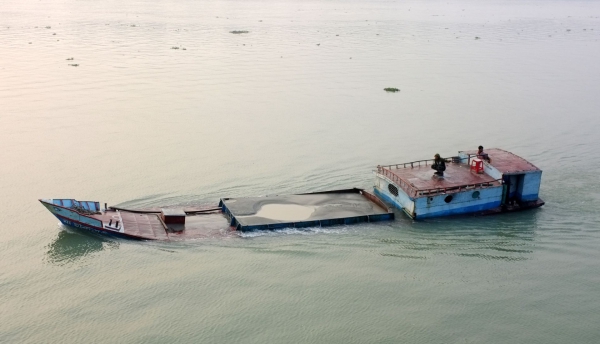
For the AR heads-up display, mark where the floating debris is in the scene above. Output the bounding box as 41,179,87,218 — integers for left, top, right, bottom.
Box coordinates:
475,36,481,40
69,64,79,67
66,57,74,60
230,30,249,34
384,88,400,93
171,46,180,49
131,24,136,27
45,26,51,29
53,33,56,35
182,48,187,50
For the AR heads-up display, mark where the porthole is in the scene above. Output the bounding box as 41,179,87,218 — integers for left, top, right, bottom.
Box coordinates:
444,195,453,203
388,184,399,196
472,191,480,199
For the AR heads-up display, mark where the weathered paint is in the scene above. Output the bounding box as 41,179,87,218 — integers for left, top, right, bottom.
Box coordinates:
40,190,394,239
516,171,542,201
374,174,502,219
374,172,416,215
41,202,148,240
459,148,541,174
41,201,103,228
376,148,544,219
42,199,238,240
413,186,503,218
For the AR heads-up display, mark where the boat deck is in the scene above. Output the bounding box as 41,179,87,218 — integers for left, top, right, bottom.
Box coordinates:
378,162,501,198
88,208,230,240
460,148,541,174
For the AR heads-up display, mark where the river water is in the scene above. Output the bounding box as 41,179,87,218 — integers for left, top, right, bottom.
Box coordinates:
1,0,600,342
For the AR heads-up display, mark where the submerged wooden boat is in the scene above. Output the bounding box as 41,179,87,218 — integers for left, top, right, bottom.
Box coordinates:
39,188,394,240
373,148,544,219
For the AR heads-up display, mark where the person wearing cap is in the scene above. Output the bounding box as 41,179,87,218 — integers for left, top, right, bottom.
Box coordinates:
431,153,446,177
477,145,492,163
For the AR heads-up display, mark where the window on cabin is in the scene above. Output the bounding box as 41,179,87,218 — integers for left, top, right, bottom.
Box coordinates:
388,184,399,196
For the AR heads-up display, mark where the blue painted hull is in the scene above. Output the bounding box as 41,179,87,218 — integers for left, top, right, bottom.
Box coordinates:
53,214,145,241
374,187,542,219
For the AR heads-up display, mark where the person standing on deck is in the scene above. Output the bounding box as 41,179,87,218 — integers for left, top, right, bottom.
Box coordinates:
432,154,446,177
477,145,492,163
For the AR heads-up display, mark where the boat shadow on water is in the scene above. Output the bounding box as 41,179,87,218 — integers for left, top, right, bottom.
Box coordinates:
45,227,119,265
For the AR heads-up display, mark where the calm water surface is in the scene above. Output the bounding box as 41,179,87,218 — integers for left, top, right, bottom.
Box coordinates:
1,0,600,342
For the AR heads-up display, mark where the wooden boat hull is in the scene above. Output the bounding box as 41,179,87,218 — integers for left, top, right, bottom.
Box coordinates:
41,201,150,240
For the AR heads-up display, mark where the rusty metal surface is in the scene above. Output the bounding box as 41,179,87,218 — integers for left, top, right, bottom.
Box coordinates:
89,210,231,240
380,162,501,198
108,205,222,214
166,213,231,240
461,148,540,174
119,212,170,240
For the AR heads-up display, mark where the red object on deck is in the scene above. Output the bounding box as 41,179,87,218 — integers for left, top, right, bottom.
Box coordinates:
470,158,484,174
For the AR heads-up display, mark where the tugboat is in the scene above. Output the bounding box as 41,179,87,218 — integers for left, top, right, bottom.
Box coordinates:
373,148,544,219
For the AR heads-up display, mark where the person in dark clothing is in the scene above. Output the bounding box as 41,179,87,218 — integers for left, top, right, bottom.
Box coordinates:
432,153,446,177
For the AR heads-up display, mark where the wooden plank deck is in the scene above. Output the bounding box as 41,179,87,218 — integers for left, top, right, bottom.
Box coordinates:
89,210,231,240
120,212,169,240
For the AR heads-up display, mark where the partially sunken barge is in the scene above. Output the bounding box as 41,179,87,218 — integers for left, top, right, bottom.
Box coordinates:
40,148,543,240
39,189,393,240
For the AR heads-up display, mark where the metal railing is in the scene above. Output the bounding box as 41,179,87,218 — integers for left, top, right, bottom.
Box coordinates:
414,180,502,197
377,166,417,197
379,156,460,170
376,162,502,198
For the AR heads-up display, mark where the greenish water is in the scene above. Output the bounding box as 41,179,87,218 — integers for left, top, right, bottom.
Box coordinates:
1,0,600,342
